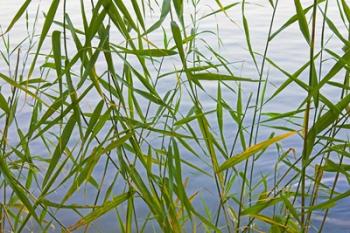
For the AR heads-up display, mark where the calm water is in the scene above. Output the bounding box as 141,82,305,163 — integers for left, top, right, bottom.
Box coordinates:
0,0,349,232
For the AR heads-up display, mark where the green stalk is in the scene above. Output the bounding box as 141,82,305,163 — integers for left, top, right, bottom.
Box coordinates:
301,0,318,230
237,0,279,231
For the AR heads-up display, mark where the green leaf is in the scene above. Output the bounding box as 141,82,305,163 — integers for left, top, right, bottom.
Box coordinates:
52,30,62,78
67,192,133,231
144,0,171,34
305,93,350,159
241,197,282,216
172,0,184,24
0,93,9,114
0,156,40,223
218,131,297,172
249,214,297,233
0,72,45,105
190,72,259,82
341,0,350,23
130,0,145,30
171,21,186,66
64,131,133,201
309,190,350,210
42,114,76,187
121,48,177,57
199,2,239,20
0,0,31,35
270,0,325,40
294,0,310,43
28,0,60,78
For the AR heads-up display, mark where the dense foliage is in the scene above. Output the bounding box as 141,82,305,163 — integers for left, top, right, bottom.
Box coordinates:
0,0,349,232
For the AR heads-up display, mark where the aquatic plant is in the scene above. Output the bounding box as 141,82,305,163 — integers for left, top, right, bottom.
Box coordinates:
0,0,349,232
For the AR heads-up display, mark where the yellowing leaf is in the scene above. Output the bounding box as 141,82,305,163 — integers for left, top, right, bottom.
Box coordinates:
67,192,133,232
218,131,297,172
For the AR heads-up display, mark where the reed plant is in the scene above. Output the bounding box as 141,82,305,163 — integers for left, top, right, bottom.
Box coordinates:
0,0,349,232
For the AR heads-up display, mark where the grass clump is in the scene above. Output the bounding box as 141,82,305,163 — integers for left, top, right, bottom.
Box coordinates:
0,0,349,232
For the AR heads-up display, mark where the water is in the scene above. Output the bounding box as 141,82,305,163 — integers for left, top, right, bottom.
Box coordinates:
0,0,349,232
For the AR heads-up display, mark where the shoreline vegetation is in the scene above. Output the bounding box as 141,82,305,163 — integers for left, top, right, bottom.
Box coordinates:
0,0,349,232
